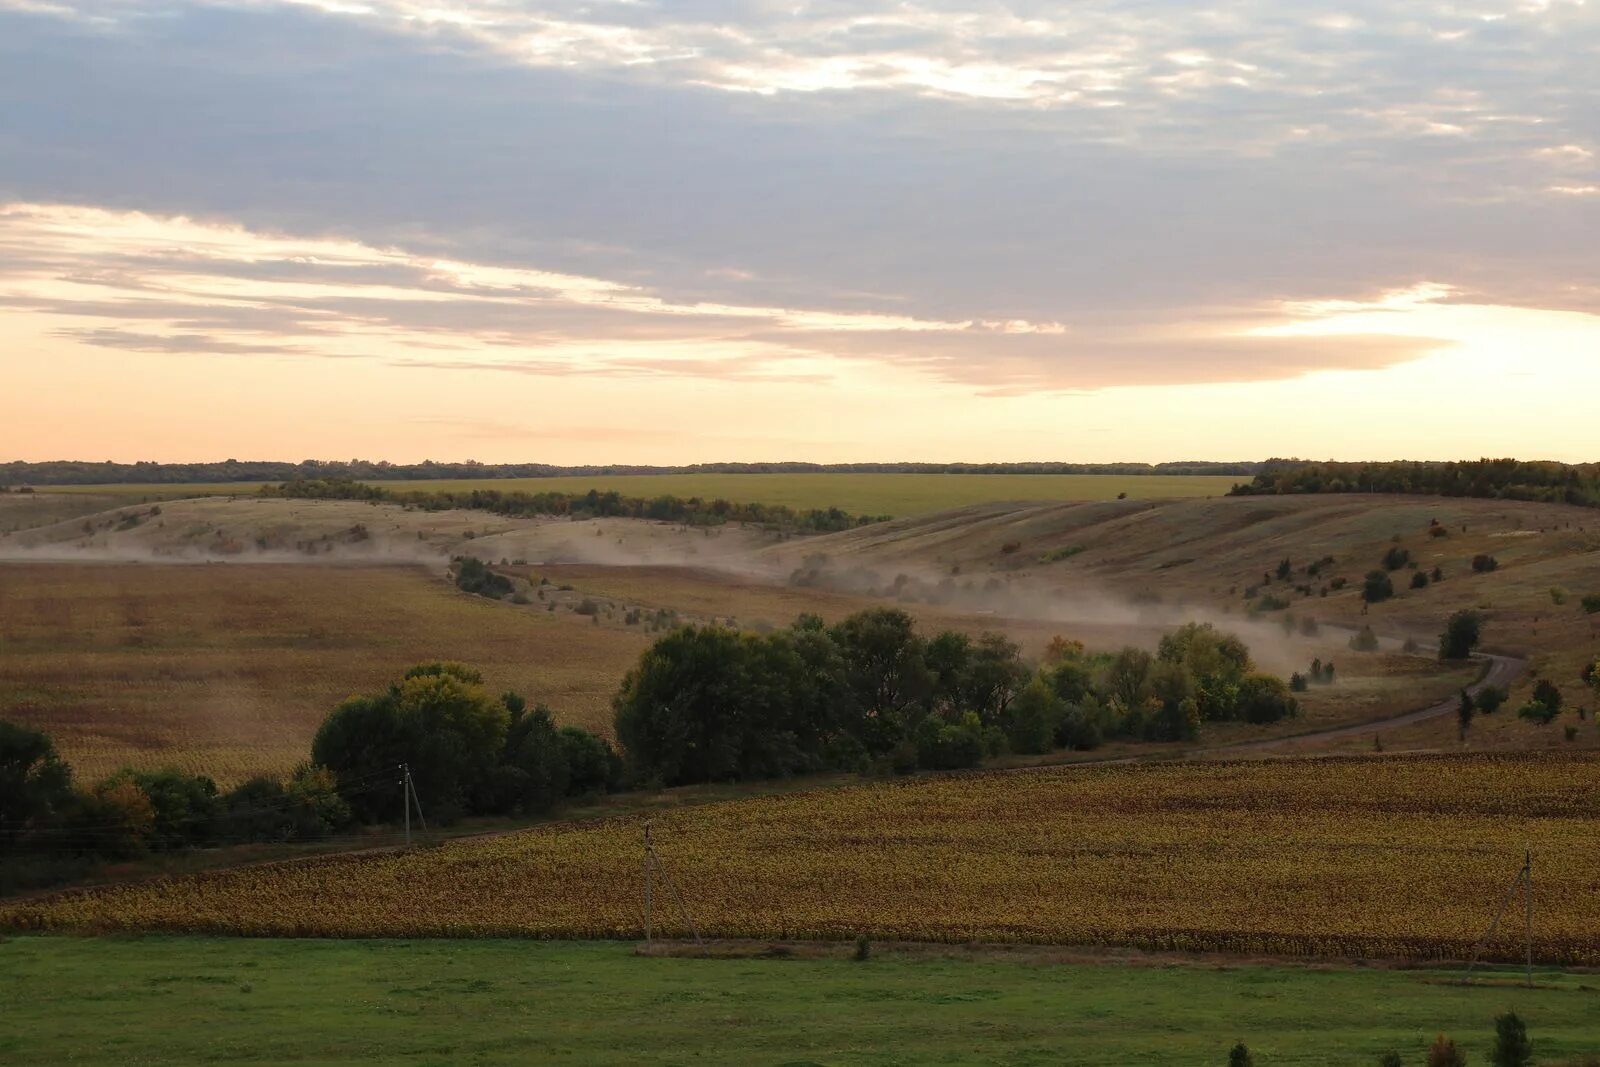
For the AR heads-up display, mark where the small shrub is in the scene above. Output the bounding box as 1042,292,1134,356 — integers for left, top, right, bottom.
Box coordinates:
1551,586,1569,605
1383,546,1411,571
1472,554,1500,573
999,541,1021,555
1363,571,1395,604
1229,1042,1254,1067
1349,626,1380,652
854,935,871,961
1402,637,1420,654
1290,672,1309,692
1411,571,1430,590
1330,576,1348,591
1427,1034,1466,1067
1564,725,1578,742
1533,678,1564,711
1491,1011,1531,1067
1379,1054,1403,1067
1517,700,1558,725
1582,594,1600,614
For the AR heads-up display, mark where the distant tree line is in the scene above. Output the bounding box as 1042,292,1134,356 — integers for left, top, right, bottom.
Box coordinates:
1231,458,1600,509
261,478,889,533
0,458,1260,486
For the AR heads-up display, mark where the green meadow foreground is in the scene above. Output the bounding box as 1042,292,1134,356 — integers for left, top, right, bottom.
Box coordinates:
33,471,1242,515
3,937,1596,1066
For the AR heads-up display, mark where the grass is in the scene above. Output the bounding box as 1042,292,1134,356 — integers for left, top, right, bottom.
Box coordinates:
0,563,649,783
2,936,1596,1065
35,473,1243,516
12,754,1598,966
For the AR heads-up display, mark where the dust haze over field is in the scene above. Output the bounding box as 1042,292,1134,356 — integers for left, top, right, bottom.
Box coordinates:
4,483,1597,784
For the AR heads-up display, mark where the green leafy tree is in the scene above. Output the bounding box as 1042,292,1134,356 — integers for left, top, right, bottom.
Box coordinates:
1438,610,1483,660
1237,673,1300,724
1001,676,1063,755
0,720,74,853
1363,571,1396,604
312,662,509,821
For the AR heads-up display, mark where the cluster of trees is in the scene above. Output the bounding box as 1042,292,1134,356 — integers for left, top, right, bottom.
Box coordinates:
614,612,1297,786
453,557,513,599
312,664,623,822
263,479,887,534
1232,458,1600,508
0,720,351,886
0,459,1261,486
6,615,1305,885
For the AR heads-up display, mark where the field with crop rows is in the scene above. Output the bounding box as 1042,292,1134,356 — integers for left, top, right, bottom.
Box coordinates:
0,563,648,783
34,473,1242,516
9,753,1597,965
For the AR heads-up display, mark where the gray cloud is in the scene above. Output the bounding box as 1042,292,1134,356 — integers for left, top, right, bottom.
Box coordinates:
0,0,1595,392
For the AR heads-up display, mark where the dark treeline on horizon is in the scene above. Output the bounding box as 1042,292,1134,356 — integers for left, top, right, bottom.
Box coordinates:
0,459,1261,486
1233,458,1600,509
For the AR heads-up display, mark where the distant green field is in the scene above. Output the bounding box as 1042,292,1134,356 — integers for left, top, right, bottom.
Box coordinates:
37,473,1242,517
3,937,1593,1066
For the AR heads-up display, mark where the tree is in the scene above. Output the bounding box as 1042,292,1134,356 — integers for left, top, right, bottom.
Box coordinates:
1457,690,1475,741
1383,546,1412,571
0,720,74,852
1229,1042,1254,1067
1532,678,1563,712
1439,610,1483,660
1411,571,1431,590
494,703,570,814
1475,685,1508,714
1001,676,1063,755
829,608,933,753
1237,673,1299,724
1157,623,1251,721
1472,554,1499,573
1491,1011,1531,1067
453,556,513,599
1427,1035,1466,1067
1276,558,1292,580
1363,571,1396,604
312,662,509,821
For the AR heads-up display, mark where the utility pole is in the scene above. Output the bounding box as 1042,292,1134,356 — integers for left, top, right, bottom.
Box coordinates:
640,820,701,948
401,763,411,848
1524,848,1534,988
643,821,654,943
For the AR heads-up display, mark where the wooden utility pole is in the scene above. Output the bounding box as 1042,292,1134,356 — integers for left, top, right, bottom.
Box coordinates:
641,821,702,947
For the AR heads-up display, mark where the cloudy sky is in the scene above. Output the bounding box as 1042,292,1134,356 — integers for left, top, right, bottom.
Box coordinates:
1,0,1596,463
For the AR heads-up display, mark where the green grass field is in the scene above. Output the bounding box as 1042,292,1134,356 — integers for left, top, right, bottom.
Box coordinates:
35,473,1243,517
3,937,1594,1065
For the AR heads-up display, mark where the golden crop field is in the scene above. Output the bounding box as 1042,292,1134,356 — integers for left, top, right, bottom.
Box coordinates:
10,753,1597,965
0,563,649,783
37,473,1243,516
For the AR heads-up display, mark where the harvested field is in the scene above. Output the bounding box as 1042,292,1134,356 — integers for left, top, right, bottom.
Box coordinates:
0,563,650,783
10,753,1597,966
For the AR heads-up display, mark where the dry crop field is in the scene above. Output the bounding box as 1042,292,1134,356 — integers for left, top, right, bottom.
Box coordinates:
0,563,650,783
10,753,1597,966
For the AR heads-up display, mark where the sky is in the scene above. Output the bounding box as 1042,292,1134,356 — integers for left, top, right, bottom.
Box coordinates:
0,0,1596,464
